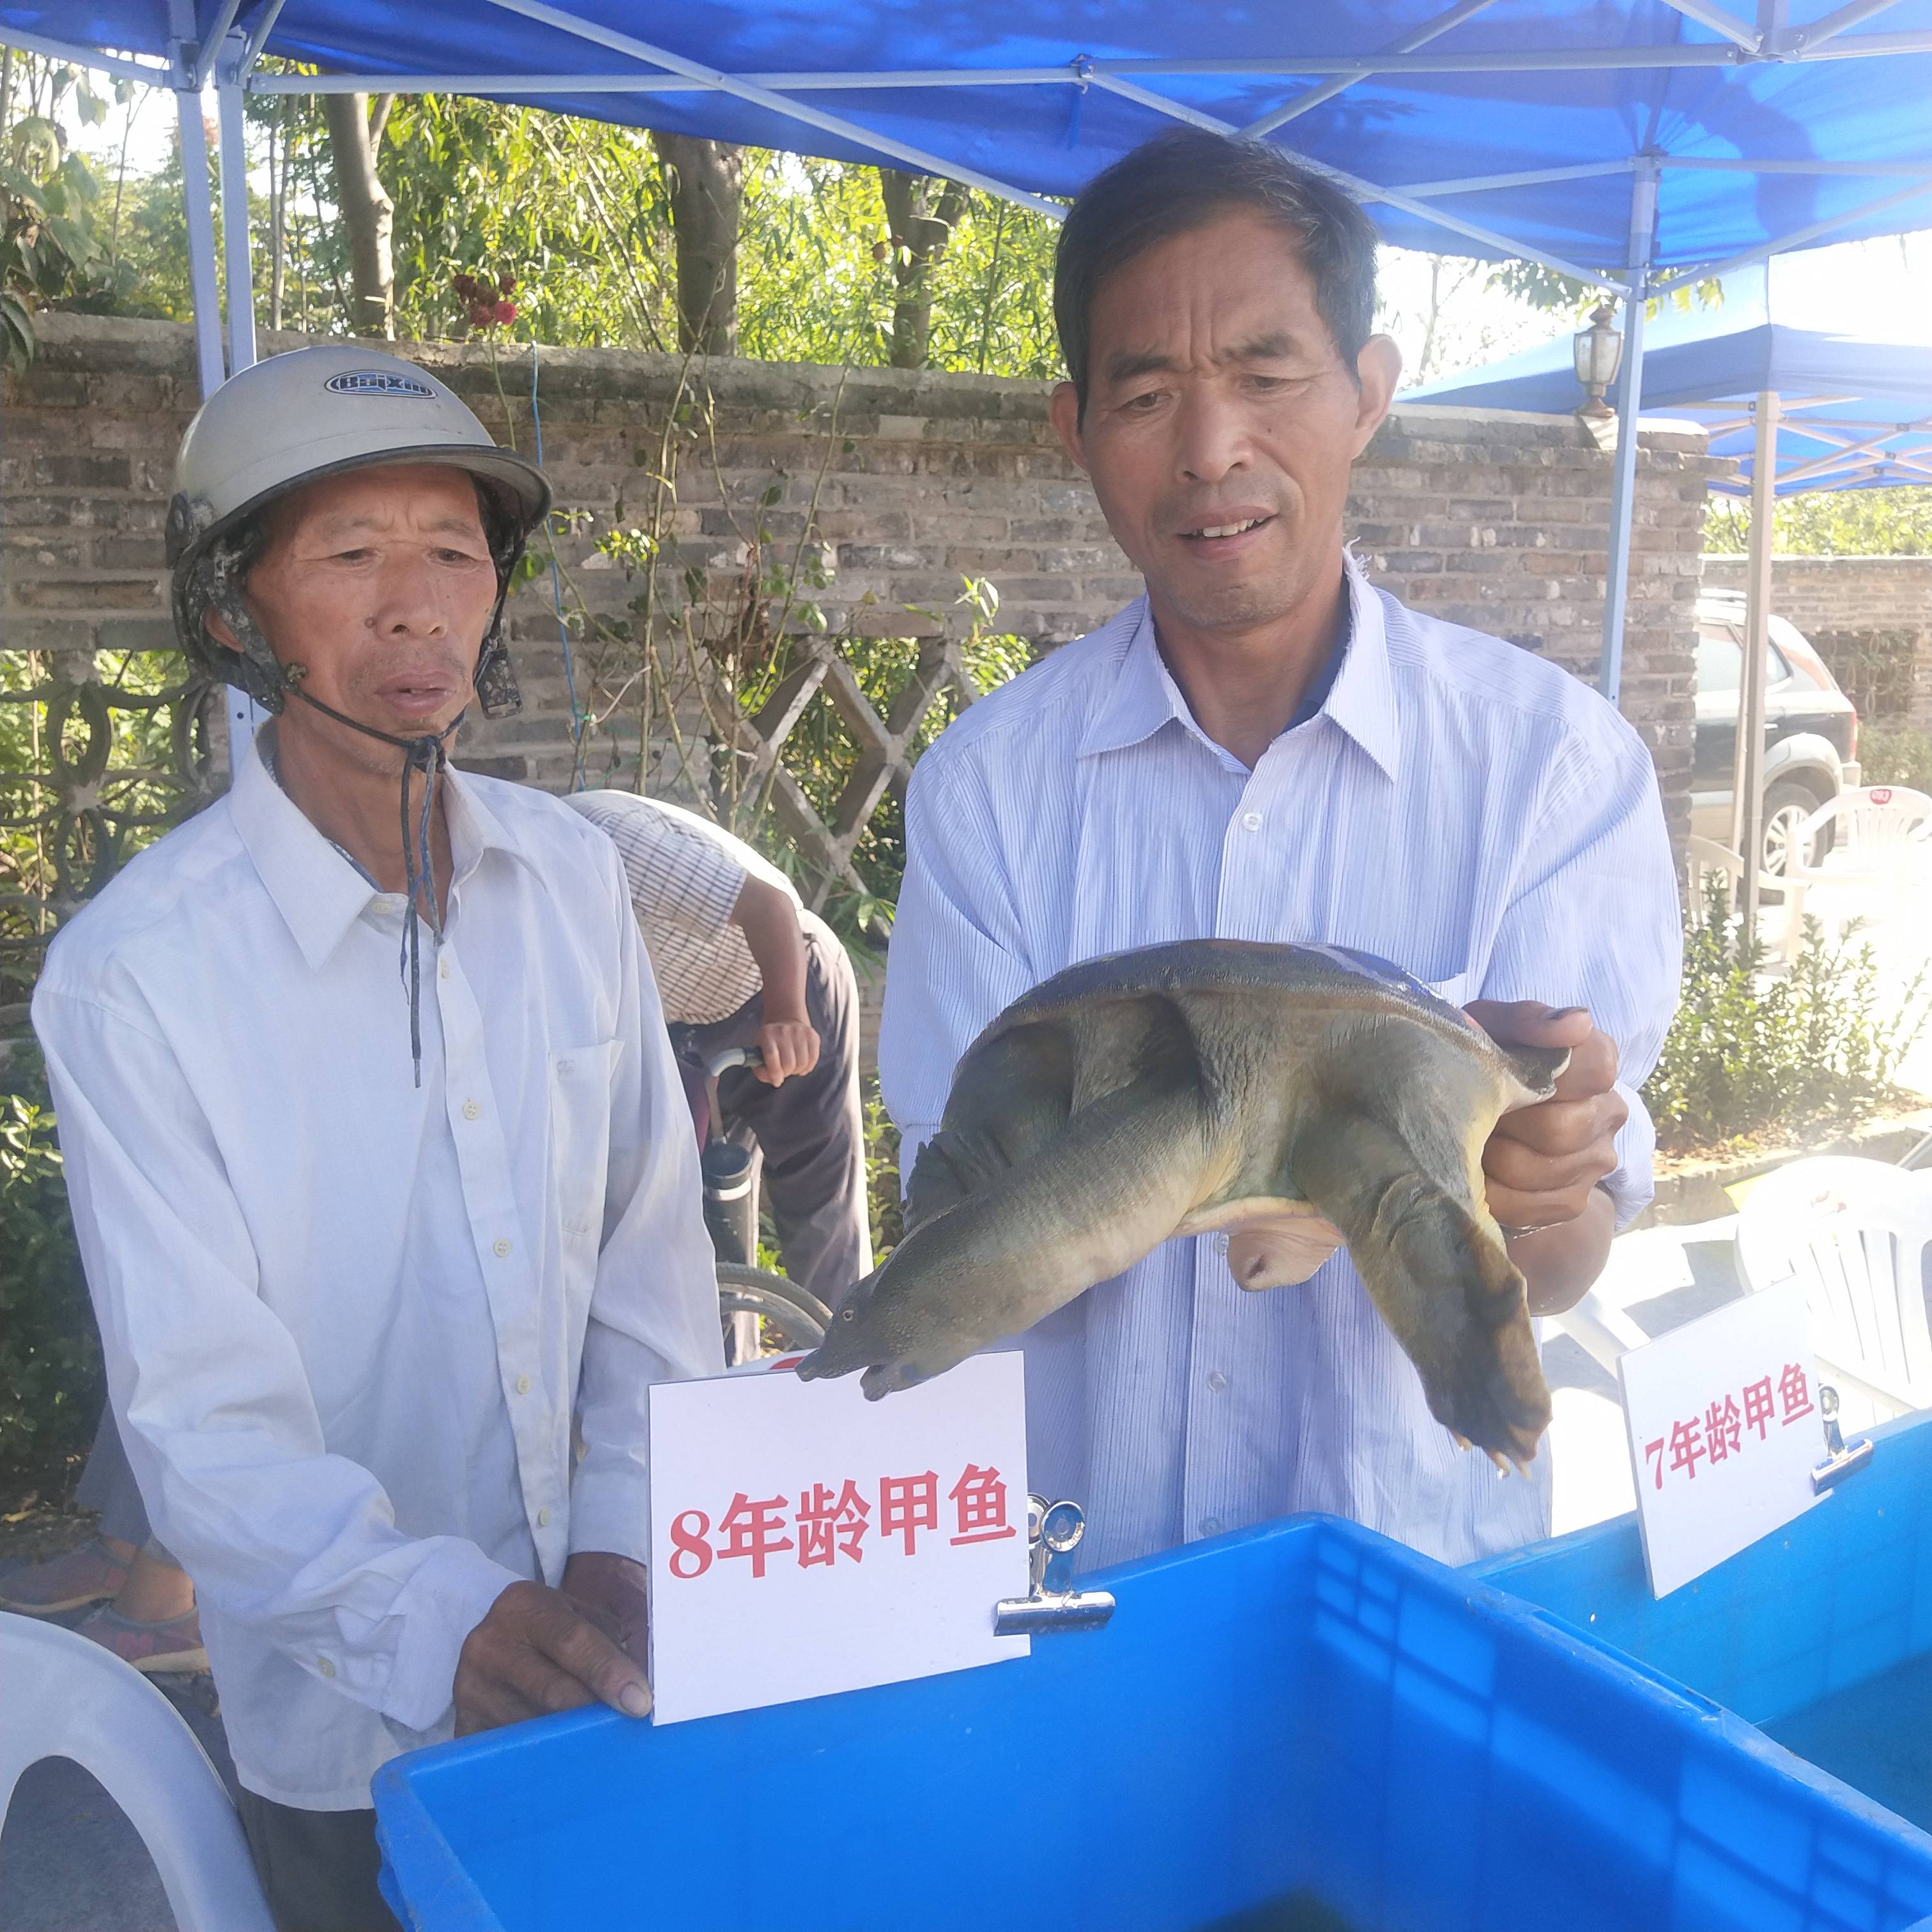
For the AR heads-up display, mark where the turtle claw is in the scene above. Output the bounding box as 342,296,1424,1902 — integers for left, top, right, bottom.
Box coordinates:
1488,1450,1511,1478
1452,1432,1473,1452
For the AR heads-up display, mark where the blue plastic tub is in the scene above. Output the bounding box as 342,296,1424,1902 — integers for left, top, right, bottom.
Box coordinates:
374,1514,1932,1932
1473,1408,1932,1839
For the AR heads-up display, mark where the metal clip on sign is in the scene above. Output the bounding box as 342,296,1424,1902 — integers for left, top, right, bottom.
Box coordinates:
993,1495,1117,1636
1811,1384,1874,1494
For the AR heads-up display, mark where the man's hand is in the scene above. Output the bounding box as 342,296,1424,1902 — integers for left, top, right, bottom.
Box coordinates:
753,1016,820,1087
560,1551,650,1661
1465,1000,1626,1315
1466,1001,1625,1231
454,1571,652,1737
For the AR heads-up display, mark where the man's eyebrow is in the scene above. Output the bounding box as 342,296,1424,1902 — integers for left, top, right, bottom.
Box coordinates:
1100,331,1310,384
304,510,484,540
1101,347,1179,385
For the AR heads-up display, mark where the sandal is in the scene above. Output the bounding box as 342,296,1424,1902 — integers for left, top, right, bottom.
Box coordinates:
74,1602,210,1676
0,1536,132,1615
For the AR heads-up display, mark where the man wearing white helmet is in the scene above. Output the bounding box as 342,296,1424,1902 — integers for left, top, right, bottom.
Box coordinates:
32,345,722,1929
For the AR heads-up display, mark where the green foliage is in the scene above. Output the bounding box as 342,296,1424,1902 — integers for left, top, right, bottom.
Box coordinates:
0,1053,100,1476
863,1079,903,1262
1861,723,1932,792
1705,488,1932,557
1642,876,1931,1154
1,58,135,372
1485,259,1724,322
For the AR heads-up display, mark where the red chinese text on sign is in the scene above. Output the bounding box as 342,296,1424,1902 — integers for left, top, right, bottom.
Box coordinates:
720,1492,793,1578
949,1464,1017,1545
880,1471,940,1554
796,1480,870,1568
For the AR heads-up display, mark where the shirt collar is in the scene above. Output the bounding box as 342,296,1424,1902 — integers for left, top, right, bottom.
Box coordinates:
1076,552,1399,781
230,724,537,970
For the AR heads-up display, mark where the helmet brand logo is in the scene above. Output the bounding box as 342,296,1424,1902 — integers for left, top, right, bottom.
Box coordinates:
325,371,438,398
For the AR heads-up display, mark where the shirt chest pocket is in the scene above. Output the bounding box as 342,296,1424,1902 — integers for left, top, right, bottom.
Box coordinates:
549,1041,620,1248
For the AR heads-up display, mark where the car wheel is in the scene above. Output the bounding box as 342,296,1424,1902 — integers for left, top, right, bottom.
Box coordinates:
1761,781,1825,884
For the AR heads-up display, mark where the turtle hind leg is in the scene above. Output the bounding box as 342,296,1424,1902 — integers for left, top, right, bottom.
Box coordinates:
1292,1117,1551,1464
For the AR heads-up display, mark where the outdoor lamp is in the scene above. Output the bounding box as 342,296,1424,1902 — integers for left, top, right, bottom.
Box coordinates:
1574,302,1624,418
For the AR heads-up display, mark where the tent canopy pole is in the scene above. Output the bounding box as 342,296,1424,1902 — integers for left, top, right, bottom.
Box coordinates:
1598,159,1659,707
1734,391,1780,930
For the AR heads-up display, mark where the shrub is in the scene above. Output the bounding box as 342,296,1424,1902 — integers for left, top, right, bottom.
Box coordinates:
1861,723,1932,793
1643,877,1931,1155
0,1052,100,1476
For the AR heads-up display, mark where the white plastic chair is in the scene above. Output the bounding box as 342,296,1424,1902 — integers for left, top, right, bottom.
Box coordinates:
1734,1155,1932,1424
0,1612,275,1932
1684,833,1807,963
1790,785,1932,891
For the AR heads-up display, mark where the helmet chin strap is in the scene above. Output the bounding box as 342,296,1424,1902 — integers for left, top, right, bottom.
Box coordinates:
284,671,466,1090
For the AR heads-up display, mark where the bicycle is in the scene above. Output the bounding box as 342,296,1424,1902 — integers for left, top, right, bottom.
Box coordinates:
687,1043,834,1364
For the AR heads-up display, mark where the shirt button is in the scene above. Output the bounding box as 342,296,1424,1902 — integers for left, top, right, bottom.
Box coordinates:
557,1060,575,1078
1200,1517,1224,1537
537,1506,552,1529
438,958,450,981
516,1373,532,1395
493,1238,512,1259
1214,1233,1230,1257
318,1657,337,1680
1241,811,1263,832
1206,1370,1229,1393
463,1099,482,1121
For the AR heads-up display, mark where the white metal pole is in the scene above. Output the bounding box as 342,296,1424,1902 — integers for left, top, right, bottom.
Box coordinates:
1598,159,1659,707
174,84,226,401
216,36,257,374
212,33,265,753
1733,392,1780,932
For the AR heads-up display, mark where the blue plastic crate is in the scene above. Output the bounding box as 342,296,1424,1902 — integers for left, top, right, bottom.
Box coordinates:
374,1514,1932,1932
1473,1408,1932,1837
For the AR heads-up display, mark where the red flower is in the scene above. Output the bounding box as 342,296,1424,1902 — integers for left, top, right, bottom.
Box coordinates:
468,302,496,329
493,300,516,325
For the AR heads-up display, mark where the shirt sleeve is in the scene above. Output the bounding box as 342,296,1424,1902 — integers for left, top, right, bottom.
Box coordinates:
566,836,726,1563
586,798,746,945
878,755,1039,1192
1479,719,1684,1230
34,988,523,1735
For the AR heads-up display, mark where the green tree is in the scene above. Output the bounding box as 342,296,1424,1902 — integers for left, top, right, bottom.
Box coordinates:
1705,487,1932,556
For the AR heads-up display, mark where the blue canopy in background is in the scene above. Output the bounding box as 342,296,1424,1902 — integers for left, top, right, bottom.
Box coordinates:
1413,275,1932,494
13,0,1932,280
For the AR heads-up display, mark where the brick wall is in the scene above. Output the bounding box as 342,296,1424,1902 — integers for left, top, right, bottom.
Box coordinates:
1699,553,1932,729
4,314,1719,832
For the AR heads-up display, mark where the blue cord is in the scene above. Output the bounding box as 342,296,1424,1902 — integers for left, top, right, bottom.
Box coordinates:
530,341,588,791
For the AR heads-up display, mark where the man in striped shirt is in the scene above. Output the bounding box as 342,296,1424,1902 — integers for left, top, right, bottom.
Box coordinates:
566,791,872,1307
880,130,1682,1570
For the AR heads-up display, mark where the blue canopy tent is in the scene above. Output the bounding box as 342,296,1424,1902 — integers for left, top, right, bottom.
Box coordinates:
8,0,1932,721
1416,279,1932,919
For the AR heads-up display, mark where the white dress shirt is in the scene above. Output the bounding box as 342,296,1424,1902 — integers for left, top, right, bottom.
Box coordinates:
880,556,1682,1574
33,733,723,1808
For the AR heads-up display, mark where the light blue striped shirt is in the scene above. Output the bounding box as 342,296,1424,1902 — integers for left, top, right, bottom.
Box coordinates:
880,556,1682,1571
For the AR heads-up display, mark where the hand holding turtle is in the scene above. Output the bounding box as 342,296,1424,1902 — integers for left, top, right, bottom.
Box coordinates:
1464,1001,1627,1231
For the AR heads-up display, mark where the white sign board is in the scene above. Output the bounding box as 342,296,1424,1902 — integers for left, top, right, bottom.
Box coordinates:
647,1351,1031,1725
1618,1278,1825,1597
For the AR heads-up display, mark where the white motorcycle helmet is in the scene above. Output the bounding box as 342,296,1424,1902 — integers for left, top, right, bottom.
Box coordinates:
165,344,551,717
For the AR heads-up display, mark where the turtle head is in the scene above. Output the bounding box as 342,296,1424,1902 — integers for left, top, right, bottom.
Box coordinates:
1497,1040,1570,1109
793,1268,884,1384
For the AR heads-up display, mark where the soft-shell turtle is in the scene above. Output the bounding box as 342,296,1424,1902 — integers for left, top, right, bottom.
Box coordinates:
796,939,1568,1465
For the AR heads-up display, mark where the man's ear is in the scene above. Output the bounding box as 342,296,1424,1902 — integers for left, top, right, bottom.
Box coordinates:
1350,335,1403,459
204,606,241,652
1048,380,1089,473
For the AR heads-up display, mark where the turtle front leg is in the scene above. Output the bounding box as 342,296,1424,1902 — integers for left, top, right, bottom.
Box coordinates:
797,1079,1213,1396
1292,1114,1551,1466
